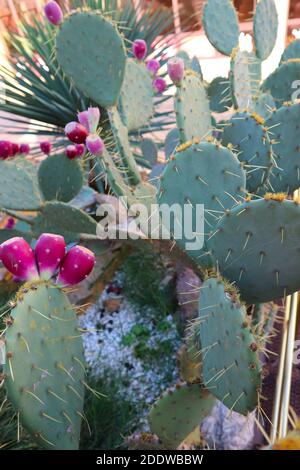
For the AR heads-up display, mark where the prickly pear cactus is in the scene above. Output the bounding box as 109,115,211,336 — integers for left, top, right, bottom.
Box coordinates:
192,277,261,415
4,281,85,450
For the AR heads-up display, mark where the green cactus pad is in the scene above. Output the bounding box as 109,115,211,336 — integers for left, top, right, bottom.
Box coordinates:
219,111,274,192
266,102,300,193
230,50,261,110
202,0,239,56
164,128,179,159
56,12,126,108
158,141,246,267
108,107,142,186
118,59,154,132
280,39,300,63
193,277,261,414
191,56,203,79
4,282,85,449
141,138,158,166
175,72,211,143
207,76,232,113
253,0,278,60
0,229,32,244
208,197,300,303
38,154,83,203
0,159,42,211
252,93,275,120
33,201,97,243
149,383,215,449
261,60,300,108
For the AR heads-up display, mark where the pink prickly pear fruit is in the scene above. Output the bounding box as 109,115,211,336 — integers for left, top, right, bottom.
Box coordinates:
35,233,66,280
0,237,39,281
153,77,166,94
64,121,88,144
40,141,52,155
167,57,184,85
132,39,147,61
146,59,160,76
86,134,105,156
0,141,13,159
78,107,100,134
11,143,20,157
44,1,63,26
57,245,95,286
19,143,30,155
75,144,85,157
65,145,78,160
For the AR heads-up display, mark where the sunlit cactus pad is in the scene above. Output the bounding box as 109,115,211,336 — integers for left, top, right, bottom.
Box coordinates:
4,281,85,449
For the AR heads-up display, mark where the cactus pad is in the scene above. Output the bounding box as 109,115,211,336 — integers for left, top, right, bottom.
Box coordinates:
207,77,232,113
191,56,203,79
261,60,300,108
175,72,211,143
4,282,85,449
56,12,126,107
219,111,274,192
230,50,261,110
208,197,300,303
164,128,179,159
253,0,278,60
193,277,261,414
158,141,246,267
33,201,97,243
252,93,275,120
141,138,158,166
280,39,300,63
202,0,239,56
118,59,154,132
0,159,42,211
149,383,215,449
266,102,300,193
38,154,83,203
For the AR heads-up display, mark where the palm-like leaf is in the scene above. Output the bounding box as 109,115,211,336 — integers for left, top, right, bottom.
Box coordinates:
0,0,176,147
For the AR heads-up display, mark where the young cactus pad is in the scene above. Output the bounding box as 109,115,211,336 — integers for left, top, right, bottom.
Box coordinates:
174,72,211,143
208,196,300,303
56,12,126,108
219,111,274,192
158,141,246,267
149,383,215,449
253,0,278,61
193,277,261,414
4,281,86,449
202,0,239,56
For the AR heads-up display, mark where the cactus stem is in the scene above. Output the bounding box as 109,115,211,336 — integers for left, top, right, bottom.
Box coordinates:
48,388,67,403
67,384,83,400
41,412,63,424
24,389,45,405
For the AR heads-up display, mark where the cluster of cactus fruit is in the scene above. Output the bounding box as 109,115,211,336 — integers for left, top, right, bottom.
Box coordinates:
1,0,300,449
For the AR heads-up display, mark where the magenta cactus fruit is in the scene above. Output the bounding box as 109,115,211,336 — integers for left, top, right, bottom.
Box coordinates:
167,57,184,84
40,141,52,155
132,39,147,61
78,107,100,134
153,77,167,94
44,1,63,26
0,141,13,159
57,245,95,286
75,144,85,157
19,143,30,155
65,144,78,160
4,217,15,230
86,134,105,156
35,233,66,280
64,121,88,144
146,59,160,76
0,237,39,281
